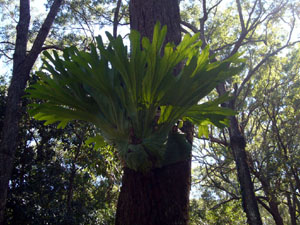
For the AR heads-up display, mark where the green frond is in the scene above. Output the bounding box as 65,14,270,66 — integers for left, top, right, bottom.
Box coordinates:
26,22,242,171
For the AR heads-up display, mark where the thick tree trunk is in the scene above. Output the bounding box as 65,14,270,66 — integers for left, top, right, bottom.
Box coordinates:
0,1,62,223
116,161,191,225
229,116,263,225
115,1,192,224
129,0,181,45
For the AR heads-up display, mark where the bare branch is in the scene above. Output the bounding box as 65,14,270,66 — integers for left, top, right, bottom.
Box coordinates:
180,26,189,34
0,41,15,46
207,0,223,14
41,45,64,51
197,135,229,146
210,197,239,210
69,4,96,44
180,20,199,33
257,198,272,214
236,0,246,32
0,49,13,60
245,0,260,29
236,40,300,97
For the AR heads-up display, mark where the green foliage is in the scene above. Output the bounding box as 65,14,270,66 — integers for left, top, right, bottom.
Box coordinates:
0,80,120,225
189,198,247,225
26,22,241,171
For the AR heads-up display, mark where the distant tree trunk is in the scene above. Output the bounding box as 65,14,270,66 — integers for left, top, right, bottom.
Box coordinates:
262,183,284,225
287,189,297,225
0,0,63,223
229,115,263,225
115,1,192,225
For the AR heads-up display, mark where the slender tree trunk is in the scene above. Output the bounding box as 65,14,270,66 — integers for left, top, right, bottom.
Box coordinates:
268,200,284,225
113,0,122,38
287,189,297,225
215,79,262,225
229,115,263,225
115,1,192,224
0,1,63,223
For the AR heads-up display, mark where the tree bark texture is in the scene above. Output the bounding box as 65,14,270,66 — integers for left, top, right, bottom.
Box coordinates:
0,0,63,223
229,116,263,225
115,1,192,224
129,0,181,45
116,162,191,225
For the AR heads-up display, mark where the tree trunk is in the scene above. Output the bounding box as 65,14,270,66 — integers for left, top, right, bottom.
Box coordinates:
261,180,284,225
115,1,192,224
116,162,191,225
287,190,297,225
129,0,181,45
0,1,63,223
229,116,263,225
268,201,284,225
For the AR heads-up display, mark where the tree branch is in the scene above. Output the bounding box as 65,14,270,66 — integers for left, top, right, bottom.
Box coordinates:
0,49,13,60
180,20,199,33
0,41,15,46
210,197,239,210
236,0,246,32
41,45,64,51
236,40,300,97
25,0,63,72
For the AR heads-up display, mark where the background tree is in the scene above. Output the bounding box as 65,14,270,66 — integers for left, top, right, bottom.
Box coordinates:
0,0,63,223
0,78,122,224
182,1,300,224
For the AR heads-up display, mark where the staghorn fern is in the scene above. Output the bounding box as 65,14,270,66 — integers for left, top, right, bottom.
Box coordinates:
26,22,242,171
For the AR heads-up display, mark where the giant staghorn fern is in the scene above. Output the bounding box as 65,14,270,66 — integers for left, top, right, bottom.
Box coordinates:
26,22,242,171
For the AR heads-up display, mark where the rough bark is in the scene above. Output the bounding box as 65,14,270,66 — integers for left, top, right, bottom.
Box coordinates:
116,162,191,225
0,0,63,223
129,0,181,45
115,1,192,224
217,73,262,225
228,115,263,225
